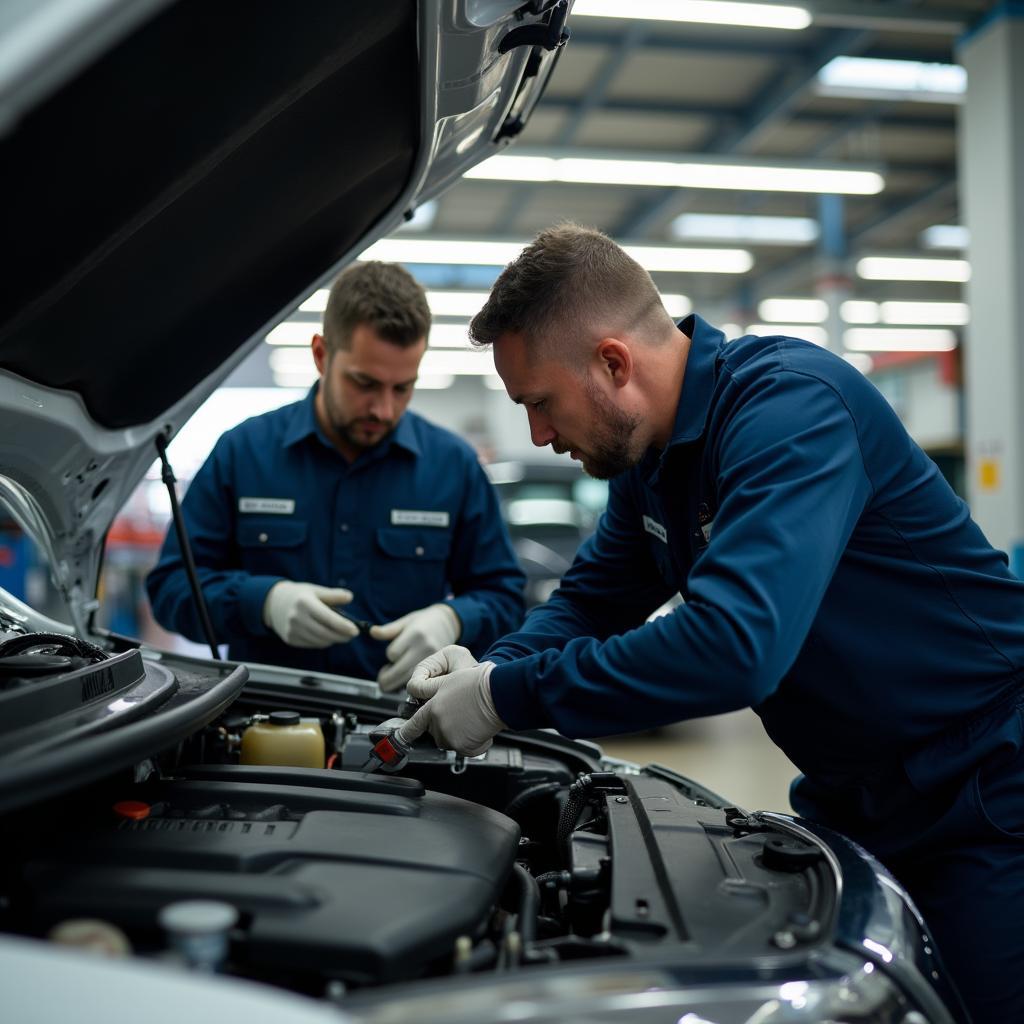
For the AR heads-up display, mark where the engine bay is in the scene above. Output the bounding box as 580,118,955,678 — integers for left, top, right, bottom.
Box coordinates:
0,651,840,1001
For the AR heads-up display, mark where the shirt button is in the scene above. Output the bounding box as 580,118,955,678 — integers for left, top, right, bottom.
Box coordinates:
339,523,349,532
337,578,347,586
258,532,268,543
415,545,425,556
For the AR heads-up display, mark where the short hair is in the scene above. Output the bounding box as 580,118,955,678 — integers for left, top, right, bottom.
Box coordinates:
469,223,671,358
323,261,431,353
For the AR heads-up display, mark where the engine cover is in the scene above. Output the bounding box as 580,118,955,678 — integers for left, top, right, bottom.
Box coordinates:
15,766,520,984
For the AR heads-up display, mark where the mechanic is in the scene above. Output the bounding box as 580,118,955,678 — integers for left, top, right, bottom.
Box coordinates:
401,224,1024,1024
146,261,525,691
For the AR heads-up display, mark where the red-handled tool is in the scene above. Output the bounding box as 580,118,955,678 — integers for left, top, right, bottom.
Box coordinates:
359,699,425,774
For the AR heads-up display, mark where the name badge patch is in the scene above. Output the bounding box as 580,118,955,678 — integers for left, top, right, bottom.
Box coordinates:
239,497,295,515
701,519,715,543
642,515,668,543
391,509,450,528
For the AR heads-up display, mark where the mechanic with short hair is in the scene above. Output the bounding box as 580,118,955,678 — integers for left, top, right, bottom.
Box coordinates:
401,224,1024,1024
146,261,525,691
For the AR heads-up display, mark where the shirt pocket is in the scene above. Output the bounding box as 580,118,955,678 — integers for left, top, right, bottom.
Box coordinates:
373,527,452,618
236,519,309,575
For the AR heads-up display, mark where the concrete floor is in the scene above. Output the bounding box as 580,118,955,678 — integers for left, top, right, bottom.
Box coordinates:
597,709,799,813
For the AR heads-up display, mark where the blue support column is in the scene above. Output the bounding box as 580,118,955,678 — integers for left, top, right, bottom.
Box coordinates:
815,194,849,355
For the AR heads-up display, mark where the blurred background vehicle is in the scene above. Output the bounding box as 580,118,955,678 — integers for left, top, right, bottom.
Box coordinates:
486,460,608,606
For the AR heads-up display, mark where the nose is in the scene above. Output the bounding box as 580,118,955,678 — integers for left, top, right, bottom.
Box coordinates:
526,407,556,448
371,390,395,421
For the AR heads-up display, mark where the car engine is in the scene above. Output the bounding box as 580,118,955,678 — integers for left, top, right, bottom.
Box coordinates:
0,635,966,1024
0,665,845,999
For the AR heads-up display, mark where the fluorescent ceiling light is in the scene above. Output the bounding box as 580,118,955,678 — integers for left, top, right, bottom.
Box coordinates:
299,289,490,319
466,154,884,196
747,324,829,347
429,323,474,349
844,328,957,352
817,56,966,103
856,256,970,283
414,374,454,390
573,0,811,30
267,322,315,346
758,298,828,323
880,301,968,326
625,244,751,273
363,237,753,274
363,238,526,266
299,290,328,313
272,370,316,388
426,291,490,317
921,225,969,250
672,213,819,245
661,293,691,318
420,349,496,376
840,300,880,324
269,348,314,374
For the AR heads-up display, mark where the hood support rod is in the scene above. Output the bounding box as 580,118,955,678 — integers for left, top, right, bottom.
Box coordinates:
155,432,220,660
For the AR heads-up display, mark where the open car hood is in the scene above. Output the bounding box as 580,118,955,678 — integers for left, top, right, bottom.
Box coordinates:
0,0,568,633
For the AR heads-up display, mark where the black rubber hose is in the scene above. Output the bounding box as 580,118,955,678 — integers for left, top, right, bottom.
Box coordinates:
512,862,540,948
557,774,593,866
155,433,220,660
0,631,108,662
504,781,563,821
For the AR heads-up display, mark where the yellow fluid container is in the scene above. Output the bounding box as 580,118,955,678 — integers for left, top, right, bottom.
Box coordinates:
240,711,325,768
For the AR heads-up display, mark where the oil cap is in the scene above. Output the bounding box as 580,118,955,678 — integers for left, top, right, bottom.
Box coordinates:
268,710,300,726
159,899,238,971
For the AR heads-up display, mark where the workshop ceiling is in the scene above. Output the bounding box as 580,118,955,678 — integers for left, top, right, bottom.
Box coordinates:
420,0,993,319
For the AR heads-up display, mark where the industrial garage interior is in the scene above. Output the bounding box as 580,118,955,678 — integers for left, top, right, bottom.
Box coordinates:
35,0,989,812
5,2,1024,1022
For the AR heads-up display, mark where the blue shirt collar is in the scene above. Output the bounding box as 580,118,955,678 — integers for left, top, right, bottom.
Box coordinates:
642,313,725,484
282,383,422,459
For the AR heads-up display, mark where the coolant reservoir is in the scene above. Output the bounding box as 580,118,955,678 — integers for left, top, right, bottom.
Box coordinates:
240,711,325,768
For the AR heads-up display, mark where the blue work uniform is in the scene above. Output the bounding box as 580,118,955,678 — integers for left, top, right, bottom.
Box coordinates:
486,314,1024,1024
146,387,525,679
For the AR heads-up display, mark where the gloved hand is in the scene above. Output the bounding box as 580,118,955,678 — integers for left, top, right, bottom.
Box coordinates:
370,603,461,693
399,645,506,756
262,580,359,648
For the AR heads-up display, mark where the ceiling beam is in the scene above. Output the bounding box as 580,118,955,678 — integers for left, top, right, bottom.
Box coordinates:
538,96,954,133
615,28,874,238
745,175,958,299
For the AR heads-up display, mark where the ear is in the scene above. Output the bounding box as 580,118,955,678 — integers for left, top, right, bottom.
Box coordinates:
595,338,633,389
311,333,329,376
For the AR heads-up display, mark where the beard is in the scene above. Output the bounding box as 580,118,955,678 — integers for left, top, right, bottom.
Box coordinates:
321,382,393,451
572,377,643,480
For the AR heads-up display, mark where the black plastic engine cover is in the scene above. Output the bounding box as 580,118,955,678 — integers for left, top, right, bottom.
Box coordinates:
16,769,520,983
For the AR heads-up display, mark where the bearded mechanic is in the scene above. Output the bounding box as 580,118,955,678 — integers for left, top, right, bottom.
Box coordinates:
401,223,1024,1024
146,261,524,691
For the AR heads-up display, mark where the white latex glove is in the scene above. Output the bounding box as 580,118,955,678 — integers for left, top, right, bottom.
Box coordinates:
399,644,506,756
262,580,359,648
370,603,461,693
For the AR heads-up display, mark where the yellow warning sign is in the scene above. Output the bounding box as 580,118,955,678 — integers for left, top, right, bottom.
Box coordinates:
979,459,1001,491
